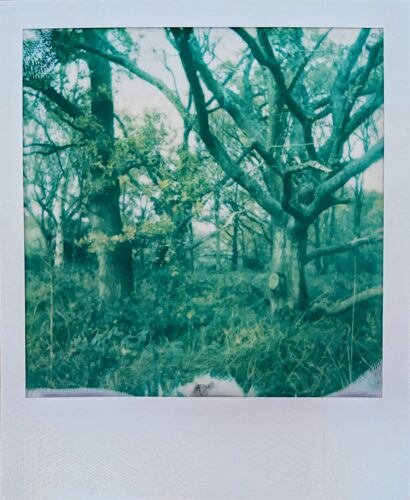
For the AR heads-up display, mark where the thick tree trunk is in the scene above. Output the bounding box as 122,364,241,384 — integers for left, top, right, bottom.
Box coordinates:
88,185,134,300
85,30,133,302
270,217,308,313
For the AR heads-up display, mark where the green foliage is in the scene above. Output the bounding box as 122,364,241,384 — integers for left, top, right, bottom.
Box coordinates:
26,258,382,397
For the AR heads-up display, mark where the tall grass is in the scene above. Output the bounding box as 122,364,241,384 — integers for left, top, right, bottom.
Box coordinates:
25,258,382,397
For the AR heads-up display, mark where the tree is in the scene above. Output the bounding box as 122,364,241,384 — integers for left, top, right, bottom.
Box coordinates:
23,27,384,397
170,27,383,311
24,29,134,302
24,27,384,313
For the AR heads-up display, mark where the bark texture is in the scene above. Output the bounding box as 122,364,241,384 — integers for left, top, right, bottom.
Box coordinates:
85,30,133,302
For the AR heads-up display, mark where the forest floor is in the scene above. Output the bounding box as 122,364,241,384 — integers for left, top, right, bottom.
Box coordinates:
25,259,382,397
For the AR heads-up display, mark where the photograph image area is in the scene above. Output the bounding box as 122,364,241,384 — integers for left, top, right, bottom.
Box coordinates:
23,27,383,397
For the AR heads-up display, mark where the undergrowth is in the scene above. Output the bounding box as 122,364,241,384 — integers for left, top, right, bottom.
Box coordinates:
25,261,382,397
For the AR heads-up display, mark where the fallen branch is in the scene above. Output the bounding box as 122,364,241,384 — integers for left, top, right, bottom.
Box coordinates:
309,287,383,316
306,228,383,262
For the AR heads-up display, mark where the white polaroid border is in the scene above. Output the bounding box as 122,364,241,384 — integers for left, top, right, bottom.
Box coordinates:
1,1,409,498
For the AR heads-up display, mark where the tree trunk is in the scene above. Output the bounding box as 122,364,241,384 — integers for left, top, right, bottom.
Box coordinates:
214,188,222,272
231,212,239,271
188,219,194,272
88,186,134,301
241,228,246,268
169,207,192,268
354,174,364,237
54,174,67,268
321,206,336,274
270,217,308,313
54,175,67,267
171,223,188,266
85,30,133,302
313,217,323,274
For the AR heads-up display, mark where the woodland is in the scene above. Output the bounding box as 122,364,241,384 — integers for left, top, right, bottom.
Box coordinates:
23,27,383,396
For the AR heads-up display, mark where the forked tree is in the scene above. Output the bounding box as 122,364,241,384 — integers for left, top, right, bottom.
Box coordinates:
24,27,384,312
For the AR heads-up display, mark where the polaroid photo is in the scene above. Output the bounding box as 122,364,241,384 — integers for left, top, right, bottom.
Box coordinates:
1,1,409,498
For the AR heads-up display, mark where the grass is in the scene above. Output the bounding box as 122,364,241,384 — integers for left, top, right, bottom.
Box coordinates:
25,258,382,397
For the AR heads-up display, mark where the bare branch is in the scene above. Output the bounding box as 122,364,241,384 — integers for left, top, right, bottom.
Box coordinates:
24,79,83,119
343,87,384,139
336,29,370,84
24,142,82,156
234,29,308,125
187,31,281,175
73,40,192,126
310,287,383,316
306,228,383,262
160,48,182,101
288,29,331,92
306,139,384,220
320,29,372,163
172,28,283,220
234,28,317,161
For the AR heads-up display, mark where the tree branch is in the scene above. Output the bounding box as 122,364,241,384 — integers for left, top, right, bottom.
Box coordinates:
288,29,331,92
234,28,308,126
172,28,284,220
23,142,82,156
306,228,383,262
73,39,192,126
320,29,372,163
24,79,83,119
343,86,384,139
348,38,383,101
306,139,384,220
187,32,281,176
234,28,317,160
309,287,383,316
336,29,370,84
